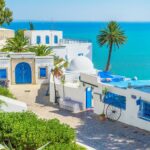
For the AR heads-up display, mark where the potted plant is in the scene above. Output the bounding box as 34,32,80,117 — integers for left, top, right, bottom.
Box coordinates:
99,87,109,121
99,113,106,121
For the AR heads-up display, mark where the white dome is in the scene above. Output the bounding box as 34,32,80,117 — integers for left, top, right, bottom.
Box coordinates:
68,56,96,73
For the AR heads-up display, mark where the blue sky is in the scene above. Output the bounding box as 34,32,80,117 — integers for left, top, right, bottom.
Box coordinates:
6,0,150,21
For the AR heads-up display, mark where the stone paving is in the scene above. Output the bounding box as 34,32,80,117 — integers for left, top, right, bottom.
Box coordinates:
77,111,150,150
9,85,150,150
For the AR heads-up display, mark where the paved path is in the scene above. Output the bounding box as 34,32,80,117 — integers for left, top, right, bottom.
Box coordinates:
9,85,150,150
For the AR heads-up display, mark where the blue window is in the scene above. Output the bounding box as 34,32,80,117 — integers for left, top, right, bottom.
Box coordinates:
54,35,58,44
78,53,83,56
36,36,41,44
39,68,47,78
0,69,7,80
46,36,50,44
138,100,150,121
104,92,126,110
65,55,68,60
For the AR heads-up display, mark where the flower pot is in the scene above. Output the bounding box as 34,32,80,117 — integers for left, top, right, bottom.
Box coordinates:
99,114,106,121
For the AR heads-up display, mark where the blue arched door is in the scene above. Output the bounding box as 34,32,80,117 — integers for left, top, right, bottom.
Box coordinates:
15,62,32,84
86,87,92,109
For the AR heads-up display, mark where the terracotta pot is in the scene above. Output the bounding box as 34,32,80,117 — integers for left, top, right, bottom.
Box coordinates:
99,115,106,121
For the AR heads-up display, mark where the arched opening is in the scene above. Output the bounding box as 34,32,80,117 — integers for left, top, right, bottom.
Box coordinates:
54,35,58,44
15,62,32,84
36,36,41,44
46,35,50,44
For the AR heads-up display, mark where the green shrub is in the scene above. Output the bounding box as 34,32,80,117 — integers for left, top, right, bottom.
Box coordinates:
47,143,86,150
0,112,84,150
0,87,15,99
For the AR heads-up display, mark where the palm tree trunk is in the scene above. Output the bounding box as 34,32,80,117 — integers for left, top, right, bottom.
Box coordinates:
105,42,113,71
52,73,57,103
62,83,65,99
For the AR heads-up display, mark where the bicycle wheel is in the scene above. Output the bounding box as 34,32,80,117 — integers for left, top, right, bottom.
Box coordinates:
106,104,121,121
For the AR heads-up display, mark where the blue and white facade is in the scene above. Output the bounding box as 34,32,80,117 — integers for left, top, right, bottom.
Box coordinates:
50,56,96,112
24,30,62,46
79,73,150,131
24,30,92,62
0,52,53,85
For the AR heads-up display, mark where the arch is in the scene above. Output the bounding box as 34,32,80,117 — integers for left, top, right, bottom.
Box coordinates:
54,35,58,44
36,36,41,44
45,35,50,44
15,62,32,84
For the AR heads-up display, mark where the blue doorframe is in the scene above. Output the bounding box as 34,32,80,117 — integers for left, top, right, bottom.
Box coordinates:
86,87,92,109
15,62,32,84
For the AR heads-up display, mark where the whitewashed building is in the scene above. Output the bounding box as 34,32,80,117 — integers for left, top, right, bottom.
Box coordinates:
50,61,150,131
49,56,96,113
79,73,150,131
0,52,53,85
24,30,92,62
0,28,15,49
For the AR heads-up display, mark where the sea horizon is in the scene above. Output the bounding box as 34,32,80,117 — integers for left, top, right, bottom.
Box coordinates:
5,20,150,23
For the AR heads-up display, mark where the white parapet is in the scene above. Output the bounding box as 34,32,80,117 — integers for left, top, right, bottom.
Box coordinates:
0,95,27,112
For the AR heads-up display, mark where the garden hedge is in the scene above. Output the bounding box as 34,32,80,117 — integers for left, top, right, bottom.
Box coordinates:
0,112,85,150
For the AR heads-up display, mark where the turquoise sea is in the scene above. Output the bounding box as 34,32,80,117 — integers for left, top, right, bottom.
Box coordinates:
3,22,150,79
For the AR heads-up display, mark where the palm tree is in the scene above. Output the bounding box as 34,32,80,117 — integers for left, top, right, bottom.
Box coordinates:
28,45,53,56
2,30,29,52
51,57,68,103
97,21,126,71
29,22,34,30
0,0,13,26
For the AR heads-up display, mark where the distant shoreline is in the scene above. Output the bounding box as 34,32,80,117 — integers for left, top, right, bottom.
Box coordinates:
10,20,150,23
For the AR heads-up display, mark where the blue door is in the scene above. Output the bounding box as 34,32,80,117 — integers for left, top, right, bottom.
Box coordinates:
86,87,92,109
15,62,32,84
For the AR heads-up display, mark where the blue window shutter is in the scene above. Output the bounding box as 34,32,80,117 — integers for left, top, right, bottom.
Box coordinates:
37,36,41,44
138,100,150,121
40,68,47,78
0,69,7,79
54,35,58,44
46,36,50,44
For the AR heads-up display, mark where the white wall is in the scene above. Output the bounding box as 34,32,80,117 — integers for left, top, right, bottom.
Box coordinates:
24,30,92,62
80,73,150,131
0,95,27,112
24,30,63,46
50,81,87,110
63,43,92,61
94,83,150,131
52,42,92,62
35,56,53,84
0,40,6,49
0,54,54,85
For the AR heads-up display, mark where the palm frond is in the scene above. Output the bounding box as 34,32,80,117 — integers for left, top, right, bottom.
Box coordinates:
97,21,126,48
1,30,29,52
29,45,53,56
